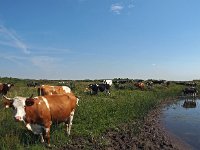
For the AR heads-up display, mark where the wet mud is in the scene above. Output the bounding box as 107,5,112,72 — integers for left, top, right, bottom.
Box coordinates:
62,98,192,150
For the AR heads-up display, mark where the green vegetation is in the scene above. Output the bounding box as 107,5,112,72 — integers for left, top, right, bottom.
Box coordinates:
0,78,185,149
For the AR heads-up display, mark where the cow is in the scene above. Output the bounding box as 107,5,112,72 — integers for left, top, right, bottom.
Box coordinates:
183,87,198,97
166,81,170,87
3,93,79,147
151,80,166,84
146,81,153,89
85,83,110,95
134,82,145,90
27,81,40,87
103,80,112,86
37,85,71,96
0,83,14,95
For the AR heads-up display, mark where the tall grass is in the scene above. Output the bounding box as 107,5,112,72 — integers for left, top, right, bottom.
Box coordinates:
0,80,184,149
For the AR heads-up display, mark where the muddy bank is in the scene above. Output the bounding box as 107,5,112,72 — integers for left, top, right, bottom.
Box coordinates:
62,98,192,150
100,98,192,150
131,98,193,150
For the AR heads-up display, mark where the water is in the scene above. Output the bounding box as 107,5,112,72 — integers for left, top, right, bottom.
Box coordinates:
161,98,200,150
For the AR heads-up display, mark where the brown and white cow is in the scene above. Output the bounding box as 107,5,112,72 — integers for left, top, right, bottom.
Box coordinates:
37,85,71,96
134,82,145,90
0,83,14,95
3,93,79,147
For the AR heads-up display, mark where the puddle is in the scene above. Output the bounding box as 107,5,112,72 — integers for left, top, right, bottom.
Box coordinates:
161,98,200,150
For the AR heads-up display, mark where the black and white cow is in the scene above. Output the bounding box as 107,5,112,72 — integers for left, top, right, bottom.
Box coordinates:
103,80,112,86
0,83,14,95
85,83,110,95
183,87,198,97
27,81,40,87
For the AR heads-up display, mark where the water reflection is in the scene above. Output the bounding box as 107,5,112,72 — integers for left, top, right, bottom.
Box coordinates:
182,99,196,109
161,98,200,150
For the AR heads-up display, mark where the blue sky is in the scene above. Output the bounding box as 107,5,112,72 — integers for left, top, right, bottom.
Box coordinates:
0,0,200,80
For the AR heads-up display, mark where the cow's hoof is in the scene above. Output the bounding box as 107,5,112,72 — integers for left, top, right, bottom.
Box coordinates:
45,144,52,148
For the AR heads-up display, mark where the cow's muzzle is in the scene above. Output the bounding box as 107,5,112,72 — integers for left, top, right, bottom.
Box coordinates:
15,116,22,122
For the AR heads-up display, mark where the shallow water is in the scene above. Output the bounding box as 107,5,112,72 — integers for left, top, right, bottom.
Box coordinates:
161,98,200,150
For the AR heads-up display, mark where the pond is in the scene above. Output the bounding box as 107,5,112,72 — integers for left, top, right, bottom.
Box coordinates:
161,98,200,150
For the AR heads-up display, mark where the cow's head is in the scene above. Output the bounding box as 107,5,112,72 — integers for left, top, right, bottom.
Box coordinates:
1,83,14,95
7,83,14,88
3,95,26,122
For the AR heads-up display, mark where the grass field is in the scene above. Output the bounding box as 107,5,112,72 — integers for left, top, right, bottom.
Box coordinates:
0,78,187,149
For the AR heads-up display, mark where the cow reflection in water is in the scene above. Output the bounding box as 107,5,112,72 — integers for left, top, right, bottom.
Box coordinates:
182,99,197,109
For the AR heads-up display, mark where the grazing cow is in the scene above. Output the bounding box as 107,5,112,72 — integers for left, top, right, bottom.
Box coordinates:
146,81,153,89
27,81,40,87
151,80,166,84
183,87,198,97
37,85,71,96
185,82,197,87
3,94,79,147
85,83,110,95
134,82,145,90
0,83,14,95
166,81,170,87
103,80,113,86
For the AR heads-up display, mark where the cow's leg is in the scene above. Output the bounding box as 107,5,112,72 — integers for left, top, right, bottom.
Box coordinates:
40,133,45,143
45,127,51,147
106,89,110,95
44,125,51,147
90,90,93,95
66,109,75,135
107,88,111,95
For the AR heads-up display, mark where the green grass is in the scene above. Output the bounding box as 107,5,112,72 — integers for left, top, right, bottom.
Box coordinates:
0,79,185,149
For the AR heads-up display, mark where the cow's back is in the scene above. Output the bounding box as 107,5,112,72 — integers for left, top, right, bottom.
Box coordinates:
38,85,71,96
44,94,77,123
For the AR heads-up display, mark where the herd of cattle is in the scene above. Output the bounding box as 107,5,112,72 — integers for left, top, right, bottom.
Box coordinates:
0,79,199,147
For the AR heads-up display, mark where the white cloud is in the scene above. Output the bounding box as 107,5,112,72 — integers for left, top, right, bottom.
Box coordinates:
29,46,71,55
0,24,30,54
111,3,124,14
31,56,60,70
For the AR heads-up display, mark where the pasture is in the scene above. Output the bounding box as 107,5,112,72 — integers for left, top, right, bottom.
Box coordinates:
0,78,190,149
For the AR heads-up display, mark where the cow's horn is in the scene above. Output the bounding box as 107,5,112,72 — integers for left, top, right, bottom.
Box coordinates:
2,95,12,100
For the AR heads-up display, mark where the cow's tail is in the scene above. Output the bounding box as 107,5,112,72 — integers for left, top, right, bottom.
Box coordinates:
37,87,42,96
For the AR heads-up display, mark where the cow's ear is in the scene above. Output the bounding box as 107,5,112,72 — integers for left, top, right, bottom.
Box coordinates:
2,96,13,108
25,99,34,106
3,99,13,108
